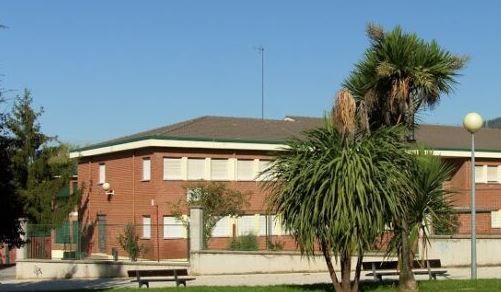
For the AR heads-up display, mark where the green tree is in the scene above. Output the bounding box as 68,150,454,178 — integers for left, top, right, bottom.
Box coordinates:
344,24,466,291
344,24,467,133
389,150,456,278
265,91,411,292
0,100,24,247
117,223,144,261
6,89,79,225
171,182,250,248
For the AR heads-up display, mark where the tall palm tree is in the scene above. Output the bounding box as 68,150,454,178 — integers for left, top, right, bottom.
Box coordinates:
344,24,468,135
265,95,411,292
389,150,455,285
344,24,466,291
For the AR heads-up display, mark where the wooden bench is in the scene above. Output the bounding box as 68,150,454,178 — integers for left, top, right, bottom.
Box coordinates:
362,259,448,281
127,269,196,288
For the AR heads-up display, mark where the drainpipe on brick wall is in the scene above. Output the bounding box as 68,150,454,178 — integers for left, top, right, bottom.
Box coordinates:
132,153,136,225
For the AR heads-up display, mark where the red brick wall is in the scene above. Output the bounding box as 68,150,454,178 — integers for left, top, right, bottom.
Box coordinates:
78,148,275,259
78,149,501,259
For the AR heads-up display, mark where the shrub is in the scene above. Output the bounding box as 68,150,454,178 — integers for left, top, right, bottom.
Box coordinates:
229,232,259,251
117,223,143,261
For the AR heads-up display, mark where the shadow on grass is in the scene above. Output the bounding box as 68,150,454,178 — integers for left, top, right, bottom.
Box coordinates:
281,280,398,292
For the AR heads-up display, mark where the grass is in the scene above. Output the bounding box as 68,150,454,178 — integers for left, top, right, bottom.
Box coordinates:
103,279,501,291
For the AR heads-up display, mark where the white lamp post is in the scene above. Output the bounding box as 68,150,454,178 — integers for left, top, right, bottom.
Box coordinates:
463,112,483,280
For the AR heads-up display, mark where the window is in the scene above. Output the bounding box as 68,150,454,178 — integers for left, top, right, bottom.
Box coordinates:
211,159,229,180
258,215,278,236
487,166,499,183
142,158,151,181
187,158,205,180
164,158,182,180
237,215,256,236
142,216,151,239
237,160,254,181
476,165,500,183
475,165,485,183
491,210,501,228
212,216,231,237
163,216,186,239
258,160,272,180
98,164,106,184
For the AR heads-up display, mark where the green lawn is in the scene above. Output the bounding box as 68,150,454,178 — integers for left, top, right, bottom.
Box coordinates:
106,279,501,291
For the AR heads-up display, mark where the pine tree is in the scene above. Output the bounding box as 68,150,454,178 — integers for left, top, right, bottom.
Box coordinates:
7,89,79,225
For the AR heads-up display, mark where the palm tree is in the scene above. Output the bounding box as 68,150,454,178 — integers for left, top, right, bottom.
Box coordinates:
344,24,466,291
265,92,411,292
344,24,468,135
389,150,455,289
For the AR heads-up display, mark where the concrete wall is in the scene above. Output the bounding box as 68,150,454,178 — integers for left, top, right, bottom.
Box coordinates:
16,259,189,280
189,250,393,275
427,235,501,266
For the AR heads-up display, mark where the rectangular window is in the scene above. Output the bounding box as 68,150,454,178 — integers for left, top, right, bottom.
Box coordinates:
237,215,256,236
142,216,151,239
187,158,205,180
164,158,182,180
475,165,485,183
211,159,229,180
237,160,254,181
491,210,501,228
98,164,106,184
258,160,272,181
258,215,278,236
487,166,499,183
212,216,231,237
142,158,151,181
163,216,185,239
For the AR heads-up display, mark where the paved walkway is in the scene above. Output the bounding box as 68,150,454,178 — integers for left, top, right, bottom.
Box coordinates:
0,266,501,290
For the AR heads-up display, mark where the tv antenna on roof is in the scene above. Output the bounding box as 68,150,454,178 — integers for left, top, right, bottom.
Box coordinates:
257,46,264,120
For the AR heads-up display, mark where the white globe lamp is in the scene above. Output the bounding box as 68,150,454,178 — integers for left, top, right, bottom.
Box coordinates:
463,112,483,133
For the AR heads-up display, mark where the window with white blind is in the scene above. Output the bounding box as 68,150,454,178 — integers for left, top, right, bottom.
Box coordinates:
163,216,186,239
475,165,485,183
476,165,501,183
257,160,272,181
98,163,106,184
237,160,254,181
237,215,256,235
142,216,151,239
211,159,229,180
258,215,280,236
163,158,182,180
212,216,231,237
142,158,151,181
187,158,205,180
487,166,499,182
492,210,501,228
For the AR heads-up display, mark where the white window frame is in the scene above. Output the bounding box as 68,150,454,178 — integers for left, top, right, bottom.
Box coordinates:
163,216,186,239
142,216,151,239
491,210,501,228
142,158,151,181
163,158,182,180
98,163,106,184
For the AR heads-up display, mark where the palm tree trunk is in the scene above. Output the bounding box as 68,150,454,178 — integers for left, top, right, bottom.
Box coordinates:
351,254,363,292
340,250,352,292
399,219,417,292
321,240,342,291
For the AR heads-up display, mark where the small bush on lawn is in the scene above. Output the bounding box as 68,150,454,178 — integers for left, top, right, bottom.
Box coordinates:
229,232,259,251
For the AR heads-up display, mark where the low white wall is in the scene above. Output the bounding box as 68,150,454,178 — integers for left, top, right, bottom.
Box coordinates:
16,259,189,280
190,250,390,275
427,236,501,267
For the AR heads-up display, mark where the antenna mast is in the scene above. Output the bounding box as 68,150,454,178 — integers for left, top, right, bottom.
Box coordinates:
258,47,264,120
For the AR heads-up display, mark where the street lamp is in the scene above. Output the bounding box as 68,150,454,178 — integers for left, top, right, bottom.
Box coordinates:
463,112,483,280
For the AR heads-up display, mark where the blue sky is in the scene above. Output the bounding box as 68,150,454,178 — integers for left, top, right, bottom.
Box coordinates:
1,1,500,145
